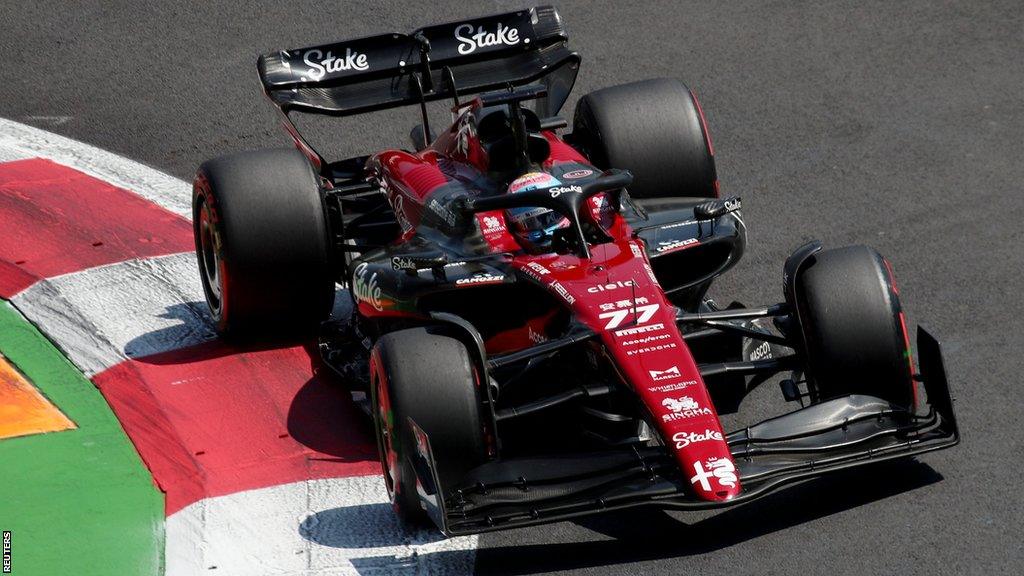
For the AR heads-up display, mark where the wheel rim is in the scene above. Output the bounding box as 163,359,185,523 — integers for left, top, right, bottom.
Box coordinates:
197,198,225,317
372,369,401,505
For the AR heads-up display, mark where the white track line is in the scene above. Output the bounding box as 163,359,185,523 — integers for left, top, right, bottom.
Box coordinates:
0,140,32,162
0,118,191,217
167,476,477,576
0,118,479,575
11,253,214,376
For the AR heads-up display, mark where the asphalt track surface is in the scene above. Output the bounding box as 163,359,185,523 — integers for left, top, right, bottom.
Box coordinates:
2,1,1022,574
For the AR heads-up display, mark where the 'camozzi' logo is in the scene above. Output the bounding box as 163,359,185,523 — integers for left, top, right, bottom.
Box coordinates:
455,22,521,55
301,47,369,80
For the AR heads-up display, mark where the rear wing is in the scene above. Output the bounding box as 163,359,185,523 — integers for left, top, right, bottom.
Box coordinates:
257,6,579,120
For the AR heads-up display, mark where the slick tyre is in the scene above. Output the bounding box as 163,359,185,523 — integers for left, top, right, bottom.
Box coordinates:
572,78,718,199
192,148,334,338
370,328,488,524
796,245,916,410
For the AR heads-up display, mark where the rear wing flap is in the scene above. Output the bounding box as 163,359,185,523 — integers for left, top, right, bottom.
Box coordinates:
257,6,579,119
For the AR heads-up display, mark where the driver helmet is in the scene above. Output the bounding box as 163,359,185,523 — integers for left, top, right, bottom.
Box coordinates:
504,172,570,250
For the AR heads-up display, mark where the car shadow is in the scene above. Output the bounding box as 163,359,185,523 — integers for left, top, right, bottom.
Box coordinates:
122,301,217,360
299,500,479,575
300,501,448,549
472,459,943,575
124,298,376,463
285,341,377,461
123,300,321,363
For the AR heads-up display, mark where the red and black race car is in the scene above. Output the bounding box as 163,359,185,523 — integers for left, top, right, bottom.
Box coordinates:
192,7,959,535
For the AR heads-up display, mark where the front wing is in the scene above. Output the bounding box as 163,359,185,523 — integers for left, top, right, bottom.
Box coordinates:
408,327,959,536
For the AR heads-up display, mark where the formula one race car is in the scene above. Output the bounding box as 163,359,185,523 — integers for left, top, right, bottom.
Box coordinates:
192,7,959,535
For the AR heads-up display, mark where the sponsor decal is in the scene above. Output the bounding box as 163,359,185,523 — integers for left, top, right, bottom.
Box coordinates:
614,322,664,337
626,342,677,356
661,395,713,422
599,300,659,330
520,261,552,282
548,185,582,198
630,242,645,258
724,197,742,212
393,195,412,232
412,424,430,460
562,168,594,179
428,198,458,227
642,261,659,284
526,262,550,275
455,22,521,55
690,457,738,491
659,219,699,231
587,280,634,293
352,262,383,311
649,366,681,381
456,273,504,285
673,428,723,449
528,326,548,344
620,333,671,347
600,297,648,312
508,206,548,226
749,340,773,361
454,113,475,156
648,380,697,394
549,280,576,305
509,172,559,193
657,238,699,253
590,194,615,218
390,256,416,271
301,47,369,80
663,395,700,411
481,215,504,234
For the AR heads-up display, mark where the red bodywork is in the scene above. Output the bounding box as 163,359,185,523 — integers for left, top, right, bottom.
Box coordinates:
366,99,740,502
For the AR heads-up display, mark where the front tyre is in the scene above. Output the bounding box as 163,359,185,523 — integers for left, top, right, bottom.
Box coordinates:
370,328,488,524
192,148,335,337
795,245,916,410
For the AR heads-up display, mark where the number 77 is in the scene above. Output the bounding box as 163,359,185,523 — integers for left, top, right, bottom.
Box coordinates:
599,303,659,330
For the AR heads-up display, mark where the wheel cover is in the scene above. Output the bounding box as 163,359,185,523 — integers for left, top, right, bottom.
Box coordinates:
197,198,225,316
372,369,401,505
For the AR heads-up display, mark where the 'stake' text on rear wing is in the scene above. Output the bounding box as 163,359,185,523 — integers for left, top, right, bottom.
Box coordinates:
257,6,579,120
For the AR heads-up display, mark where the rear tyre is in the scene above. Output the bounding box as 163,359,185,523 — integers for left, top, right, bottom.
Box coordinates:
192,148,334,337
572,78,717,199
370,328,488,524
795,246,915,410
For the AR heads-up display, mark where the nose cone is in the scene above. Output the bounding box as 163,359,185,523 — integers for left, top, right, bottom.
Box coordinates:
686,455,742,501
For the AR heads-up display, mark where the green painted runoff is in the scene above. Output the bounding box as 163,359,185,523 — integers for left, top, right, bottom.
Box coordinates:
0,301,163,575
